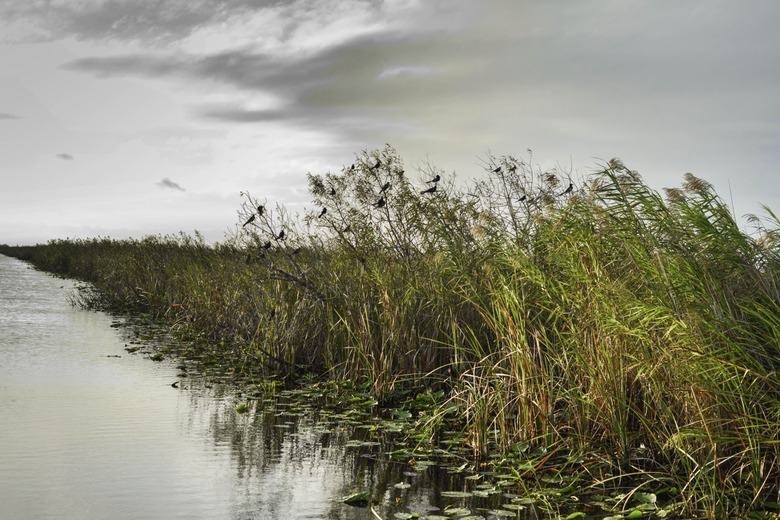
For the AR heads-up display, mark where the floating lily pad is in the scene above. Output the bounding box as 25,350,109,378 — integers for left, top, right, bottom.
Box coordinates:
338,491,370,506
440,491,473,498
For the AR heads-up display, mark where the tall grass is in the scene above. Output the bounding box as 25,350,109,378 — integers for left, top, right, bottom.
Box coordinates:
3,146,779,515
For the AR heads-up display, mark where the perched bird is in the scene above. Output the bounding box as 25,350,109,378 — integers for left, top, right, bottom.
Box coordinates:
318,207,327,218
373,197,386,208
292,247,302,255
426,174,440,184
350,164,355,170
257,205,265,216
518,195,527,202
262,241,272,249
330,187,336,196
374,160,381,169
559,183,574,196
380,181,391,193
276,230,285,240
420,185,437,195
492,166,502,173
242,214,255,227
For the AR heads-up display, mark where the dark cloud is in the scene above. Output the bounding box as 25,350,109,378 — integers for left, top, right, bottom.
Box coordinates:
0,0,292,44
0,112,19,119
56,153,74,160
157,178,185,191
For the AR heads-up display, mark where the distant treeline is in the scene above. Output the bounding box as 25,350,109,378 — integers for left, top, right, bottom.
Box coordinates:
3,145,780,515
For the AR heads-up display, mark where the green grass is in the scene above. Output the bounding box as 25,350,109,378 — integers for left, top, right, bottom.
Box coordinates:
3,146,780,517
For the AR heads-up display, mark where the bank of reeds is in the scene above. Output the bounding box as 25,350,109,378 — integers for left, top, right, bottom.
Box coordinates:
3,145,780,516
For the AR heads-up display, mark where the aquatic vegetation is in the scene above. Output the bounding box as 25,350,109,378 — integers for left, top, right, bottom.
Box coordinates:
3,145,780,517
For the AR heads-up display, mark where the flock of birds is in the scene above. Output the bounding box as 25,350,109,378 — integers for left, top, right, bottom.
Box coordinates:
241,161,575,261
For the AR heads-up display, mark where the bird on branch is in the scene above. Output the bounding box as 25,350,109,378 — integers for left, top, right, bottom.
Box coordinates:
420,185,437,195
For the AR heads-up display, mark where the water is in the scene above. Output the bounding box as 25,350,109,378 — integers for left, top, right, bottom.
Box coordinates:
1,254,519,520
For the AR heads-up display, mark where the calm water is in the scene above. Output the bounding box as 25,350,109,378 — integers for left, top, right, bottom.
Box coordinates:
0,254,470,520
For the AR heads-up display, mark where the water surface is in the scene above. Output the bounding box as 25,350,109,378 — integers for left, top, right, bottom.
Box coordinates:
0,254,526,520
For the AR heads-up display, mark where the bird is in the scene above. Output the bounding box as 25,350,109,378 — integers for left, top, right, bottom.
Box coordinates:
262,241,272,249
518,195,527,202
292,247,301,255
350,164,355,170
257,205,265,216
493,166,502,173
276,230,285,240
380,181,391,193
373,197,386,208
242,214,255,227
559,183,573,196
330,187,336,196
420,185,437,195
318,207,327,218
426,174,440,184
374,160,381,169
343,225,351,233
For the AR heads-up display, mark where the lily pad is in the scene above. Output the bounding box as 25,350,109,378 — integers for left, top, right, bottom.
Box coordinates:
339,491,370,506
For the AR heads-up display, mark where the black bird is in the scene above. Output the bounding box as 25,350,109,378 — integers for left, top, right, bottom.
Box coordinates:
330,187,336,196
420,185,437,195
257,205,264,216
518,195,527,202
242,214,255,227
262,241,272,249
343,225,351,233
380,181,391,193
318,207,327,218
374,160,381,169
350,164,355,170
292,247,301,255
373,197,386,208
426,174,440,184
276,230,285,240
493,166,502,173
559,183,573,196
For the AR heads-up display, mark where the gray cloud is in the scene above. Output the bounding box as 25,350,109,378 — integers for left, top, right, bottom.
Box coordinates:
0,112,19,119
0,0,292,44
157,178,186,191
56,153,74,160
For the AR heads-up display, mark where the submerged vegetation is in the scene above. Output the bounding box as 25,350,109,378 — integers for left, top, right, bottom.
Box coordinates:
3,145,780,517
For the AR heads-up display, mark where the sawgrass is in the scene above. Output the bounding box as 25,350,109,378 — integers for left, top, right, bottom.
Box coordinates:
3,146,780,516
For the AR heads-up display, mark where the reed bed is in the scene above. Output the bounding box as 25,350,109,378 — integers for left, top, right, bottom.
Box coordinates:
3,145,780,516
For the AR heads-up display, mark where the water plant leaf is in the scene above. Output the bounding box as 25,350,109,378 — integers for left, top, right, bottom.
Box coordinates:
394,482,411,489
440,491,473,498
339,491,371,506
634,493,656,504
236,403,249,414
564,513,586,520
487,510,514,517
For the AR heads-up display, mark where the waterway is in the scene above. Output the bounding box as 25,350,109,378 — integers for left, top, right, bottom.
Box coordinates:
0,253,535,520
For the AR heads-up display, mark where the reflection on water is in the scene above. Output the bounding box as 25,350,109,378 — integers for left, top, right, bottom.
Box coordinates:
0,254,523,519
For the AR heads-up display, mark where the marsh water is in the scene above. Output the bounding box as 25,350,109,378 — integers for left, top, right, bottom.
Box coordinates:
0,254,530,520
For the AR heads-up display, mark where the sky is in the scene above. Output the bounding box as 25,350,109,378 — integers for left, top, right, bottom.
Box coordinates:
1,0,779,245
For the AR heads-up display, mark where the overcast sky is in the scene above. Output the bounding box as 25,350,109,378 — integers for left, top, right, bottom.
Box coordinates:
2,0,779,245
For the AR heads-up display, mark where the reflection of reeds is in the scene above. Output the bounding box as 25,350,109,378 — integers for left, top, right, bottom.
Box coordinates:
3,145,780,517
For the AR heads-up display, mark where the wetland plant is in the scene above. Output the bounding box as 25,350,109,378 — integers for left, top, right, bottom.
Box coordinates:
3,146,780,517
